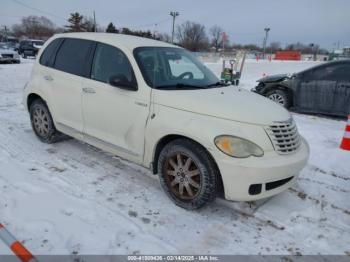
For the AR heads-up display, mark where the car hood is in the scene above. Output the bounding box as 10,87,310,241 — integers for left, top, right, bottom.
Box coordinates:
33,44,43,49
154,86,291,125
0,49,17,55
257,73,288,83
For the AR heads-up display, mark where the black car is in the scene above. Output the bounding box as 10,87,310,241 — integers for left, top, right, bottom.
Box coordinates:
252,60,350,117
18,40,44,58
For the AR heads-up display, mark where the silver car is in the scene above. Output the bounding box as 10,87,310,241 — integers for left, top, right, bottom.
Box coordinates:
0,43,21,64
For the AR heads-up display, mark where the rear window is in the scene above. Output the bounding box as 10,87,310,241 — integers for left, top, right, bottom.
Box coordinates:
39,38,63,67
54,38,94,77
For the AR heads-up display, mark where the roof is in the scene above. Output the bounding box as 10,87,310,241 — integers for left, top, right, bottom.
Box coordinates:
52,32,178,51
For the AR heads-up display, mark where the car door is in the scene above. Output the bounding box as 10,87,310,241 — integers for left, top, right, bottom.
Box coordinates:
295,64,337,113
50,38,95,138
330,63,350,116
81,42,151,163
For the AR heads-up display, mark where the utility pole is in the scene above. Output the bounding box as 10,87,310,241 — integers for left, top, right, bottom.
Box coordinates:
93,11,97,32
262,27,270,59
222,32,227,53
170,11,179,44
3,26,9,42
153,23,158,39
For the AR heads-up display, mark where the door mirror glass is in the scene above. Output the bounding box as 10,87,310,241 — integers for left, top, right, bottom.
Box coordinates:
109,74,137,91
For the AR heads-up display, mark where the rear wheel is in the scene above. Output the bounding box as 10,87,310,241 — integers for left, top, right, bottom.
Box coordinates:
158,139,218,210
266,89,291,109
29,99,62,143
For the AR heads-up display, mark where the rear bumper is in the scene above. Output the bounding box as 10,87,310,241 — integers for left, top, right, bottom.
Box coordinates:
215,137,309,201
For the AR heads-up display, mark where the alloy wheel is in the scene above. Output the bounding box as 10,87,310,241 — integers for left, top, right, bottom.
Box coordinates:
164,152,202,200
32,107,50,137
268,93,285,106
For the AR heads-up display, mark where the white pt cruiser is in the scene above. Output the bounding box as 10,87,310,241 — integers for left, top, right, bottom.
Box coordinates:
23,33,309,209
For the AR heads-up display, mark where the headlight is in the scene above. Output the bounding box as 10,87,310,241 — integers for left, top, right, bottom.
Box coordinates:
214,135,264,158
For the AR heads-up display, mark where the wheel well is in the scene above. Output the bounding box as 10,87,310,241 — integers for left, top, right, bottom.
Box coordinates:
152,134,225,197
27,93,43,111
265,85,294,105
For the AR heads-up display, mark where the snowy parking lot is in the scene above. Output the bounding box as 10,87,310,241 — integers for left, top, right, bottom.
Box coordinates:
0,59,349,255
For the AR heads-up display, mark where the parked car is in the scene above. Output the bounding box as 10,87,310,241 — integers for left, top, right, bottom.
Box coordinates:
18,39,44,58
0,43,20,63
252,60,350,117
23,33,309,209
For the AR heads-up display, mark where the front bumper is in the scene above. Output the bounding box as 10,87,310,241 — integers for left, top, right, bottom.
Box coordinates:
23,49,38,56
215,137,309,201
0,57,20,63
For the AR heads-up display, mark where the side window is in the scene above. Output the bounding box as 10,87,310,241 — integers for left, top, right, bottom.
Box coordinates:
91,43,135,83
39,38,62,67
318,65,339,81
328,65,350,81
54,38,93,77
309,67,327,80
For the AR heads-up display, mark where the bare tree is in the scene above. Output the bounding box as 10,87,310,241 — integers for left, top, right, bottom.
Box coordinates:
158,33,171,43
176,21,209,51
209,25,223,52
12,15,58,39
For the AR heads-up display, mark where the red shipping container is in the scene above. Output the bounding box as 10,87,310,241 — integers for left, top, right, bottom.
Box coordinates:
274,51,301,61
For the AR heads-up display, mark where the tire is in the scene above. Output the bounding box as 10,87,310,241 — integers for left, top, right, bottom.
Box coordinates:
266,89,291,109
157,138,218,210
29,99,62,144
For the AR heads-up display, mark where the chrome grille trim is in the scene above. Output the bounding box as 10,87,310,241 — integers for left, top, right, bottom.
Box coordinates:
265,119,301,154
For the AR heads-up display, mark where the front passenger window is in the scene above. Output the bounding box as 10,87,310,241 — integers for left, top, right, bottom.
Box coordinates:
91,43,135,84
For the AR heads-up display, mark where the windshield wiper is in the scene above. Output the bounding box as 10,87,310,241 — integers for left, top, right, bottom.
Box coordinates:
205,81,229,88
155,83,208,90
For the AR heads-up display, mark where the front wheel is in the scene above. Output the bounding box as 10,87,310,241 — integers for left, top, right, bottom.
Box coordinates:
157,139,218,210
266,89,291,109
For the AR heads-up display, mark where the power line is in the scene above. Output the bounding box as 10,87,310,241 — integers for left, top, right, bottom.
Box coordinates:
0,14,24,19
10,0,66,21
7,0,171,32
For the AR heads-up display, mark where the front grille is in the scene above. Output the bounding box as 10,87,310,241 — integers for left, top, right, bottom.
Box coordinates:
265,119,301,154
2,54,14,58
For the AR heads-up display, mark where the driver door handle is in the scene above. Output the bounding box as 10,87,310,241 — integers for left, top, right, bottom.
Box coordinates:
82,87,96,94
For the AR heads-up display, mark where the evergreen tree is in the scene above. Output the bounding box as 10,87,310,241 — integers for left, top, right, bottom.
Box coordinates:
65,12,85,32
106,22,118,33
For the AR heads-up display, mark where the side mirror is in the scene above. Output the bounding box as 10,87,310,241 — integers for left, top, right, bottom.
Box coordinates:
109,74,137,91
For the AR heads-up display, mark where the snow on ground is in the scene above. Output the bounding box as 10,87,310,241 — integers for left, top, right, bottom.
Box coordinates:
0,58,349,255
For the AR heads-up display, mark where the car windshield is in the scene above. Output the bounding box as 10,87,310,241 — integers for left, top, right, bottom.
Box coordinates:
134,47,222,89
0,43,10,49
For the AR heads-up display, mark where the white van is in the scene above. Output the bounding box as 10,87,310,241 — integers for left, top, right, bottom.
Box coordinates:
23,33,309,209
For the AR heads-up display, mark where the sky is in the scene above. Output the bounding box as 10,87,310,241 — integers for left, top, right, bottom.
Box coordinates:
1,0,350,49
